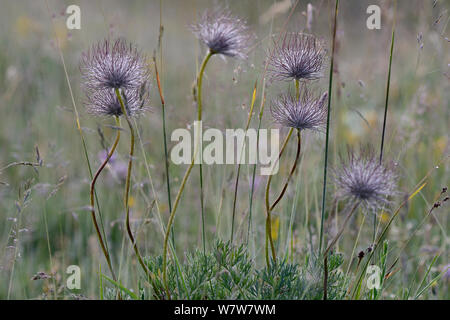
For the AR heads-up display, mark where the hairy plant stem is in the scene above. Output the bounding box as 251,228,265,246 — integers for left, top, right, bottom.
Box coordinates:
319,0,339,254
323,201,359,300
231,82,257,244
162,51,212,299
89,116,121,282
264,127,294,268
295,78,300,100
115,88,151,280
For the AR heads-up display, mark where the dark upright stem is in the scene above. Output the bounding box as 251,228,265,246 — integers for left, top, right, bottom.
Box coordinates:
231,82,257,244
319,0,339,254
270,130,301,212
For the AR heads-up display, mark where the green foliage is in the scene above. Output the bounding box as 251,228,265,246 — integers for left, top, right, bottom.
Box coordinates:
144,241,347,300
146,240,254,299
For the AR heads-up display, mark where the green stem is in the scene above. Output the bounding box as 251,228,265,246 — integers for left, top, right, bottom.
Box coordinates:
115,88,151,280
230,163,241,244
154,59,174,244
378,1,396,243
319,0,339,254
197,51,212,255
89,116,121,282
379,2,396,164
163,153,196,299
231,82,257,244
247,95,266,245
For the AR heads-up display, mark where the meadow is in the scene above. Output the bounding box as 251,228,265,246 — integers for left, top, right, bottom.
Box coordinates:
0,0,448,300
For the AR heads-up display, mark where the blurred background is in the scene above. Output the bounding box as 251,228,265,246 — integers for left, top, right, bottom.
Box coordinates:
0,0,448,299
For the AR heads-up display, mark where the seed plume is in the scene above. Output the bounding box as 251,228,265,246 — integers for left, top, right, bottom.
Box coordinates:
80,39,149,91
268,33,326,82
270,87,328,132
191,8,252,59
334,146,398,212
84,86,149,117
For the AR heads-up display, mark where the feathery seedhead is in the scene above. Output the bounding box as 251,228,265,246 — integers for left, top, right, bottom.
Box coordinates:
191,8,252,59
268,33,326,82
270,87,328,132
84,86,149,117
334,146,398,213
80,39,149,91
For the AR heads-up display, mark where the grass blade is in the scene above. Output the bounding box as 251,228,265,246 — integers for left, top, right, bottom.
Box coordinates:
319,0,339,254
414,254,439,299
379,0,397,163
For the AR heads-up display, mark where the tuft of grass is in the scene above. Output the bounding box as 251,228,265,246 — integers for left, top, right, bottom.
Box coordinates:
144,240,347,300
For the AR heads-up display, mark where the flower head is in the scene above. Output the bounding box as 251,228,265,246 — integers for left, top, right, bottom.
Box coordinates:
268,33,326,82
191,8,252,59
84,86,149,117
270,87,328,132
80,39,149,91
334,146,398,212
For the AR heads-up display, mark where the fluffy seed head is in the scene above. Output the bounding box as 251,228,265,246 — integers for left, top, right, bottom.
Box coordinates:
84,86,149,117
80,39,149,91
191,8,252,59
334,146,398,213
268,33,326,81
270,87,328,132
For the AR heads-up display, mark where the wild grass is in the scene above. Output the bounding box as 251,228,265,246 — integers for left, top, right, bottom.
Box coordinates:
0,0,448,300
